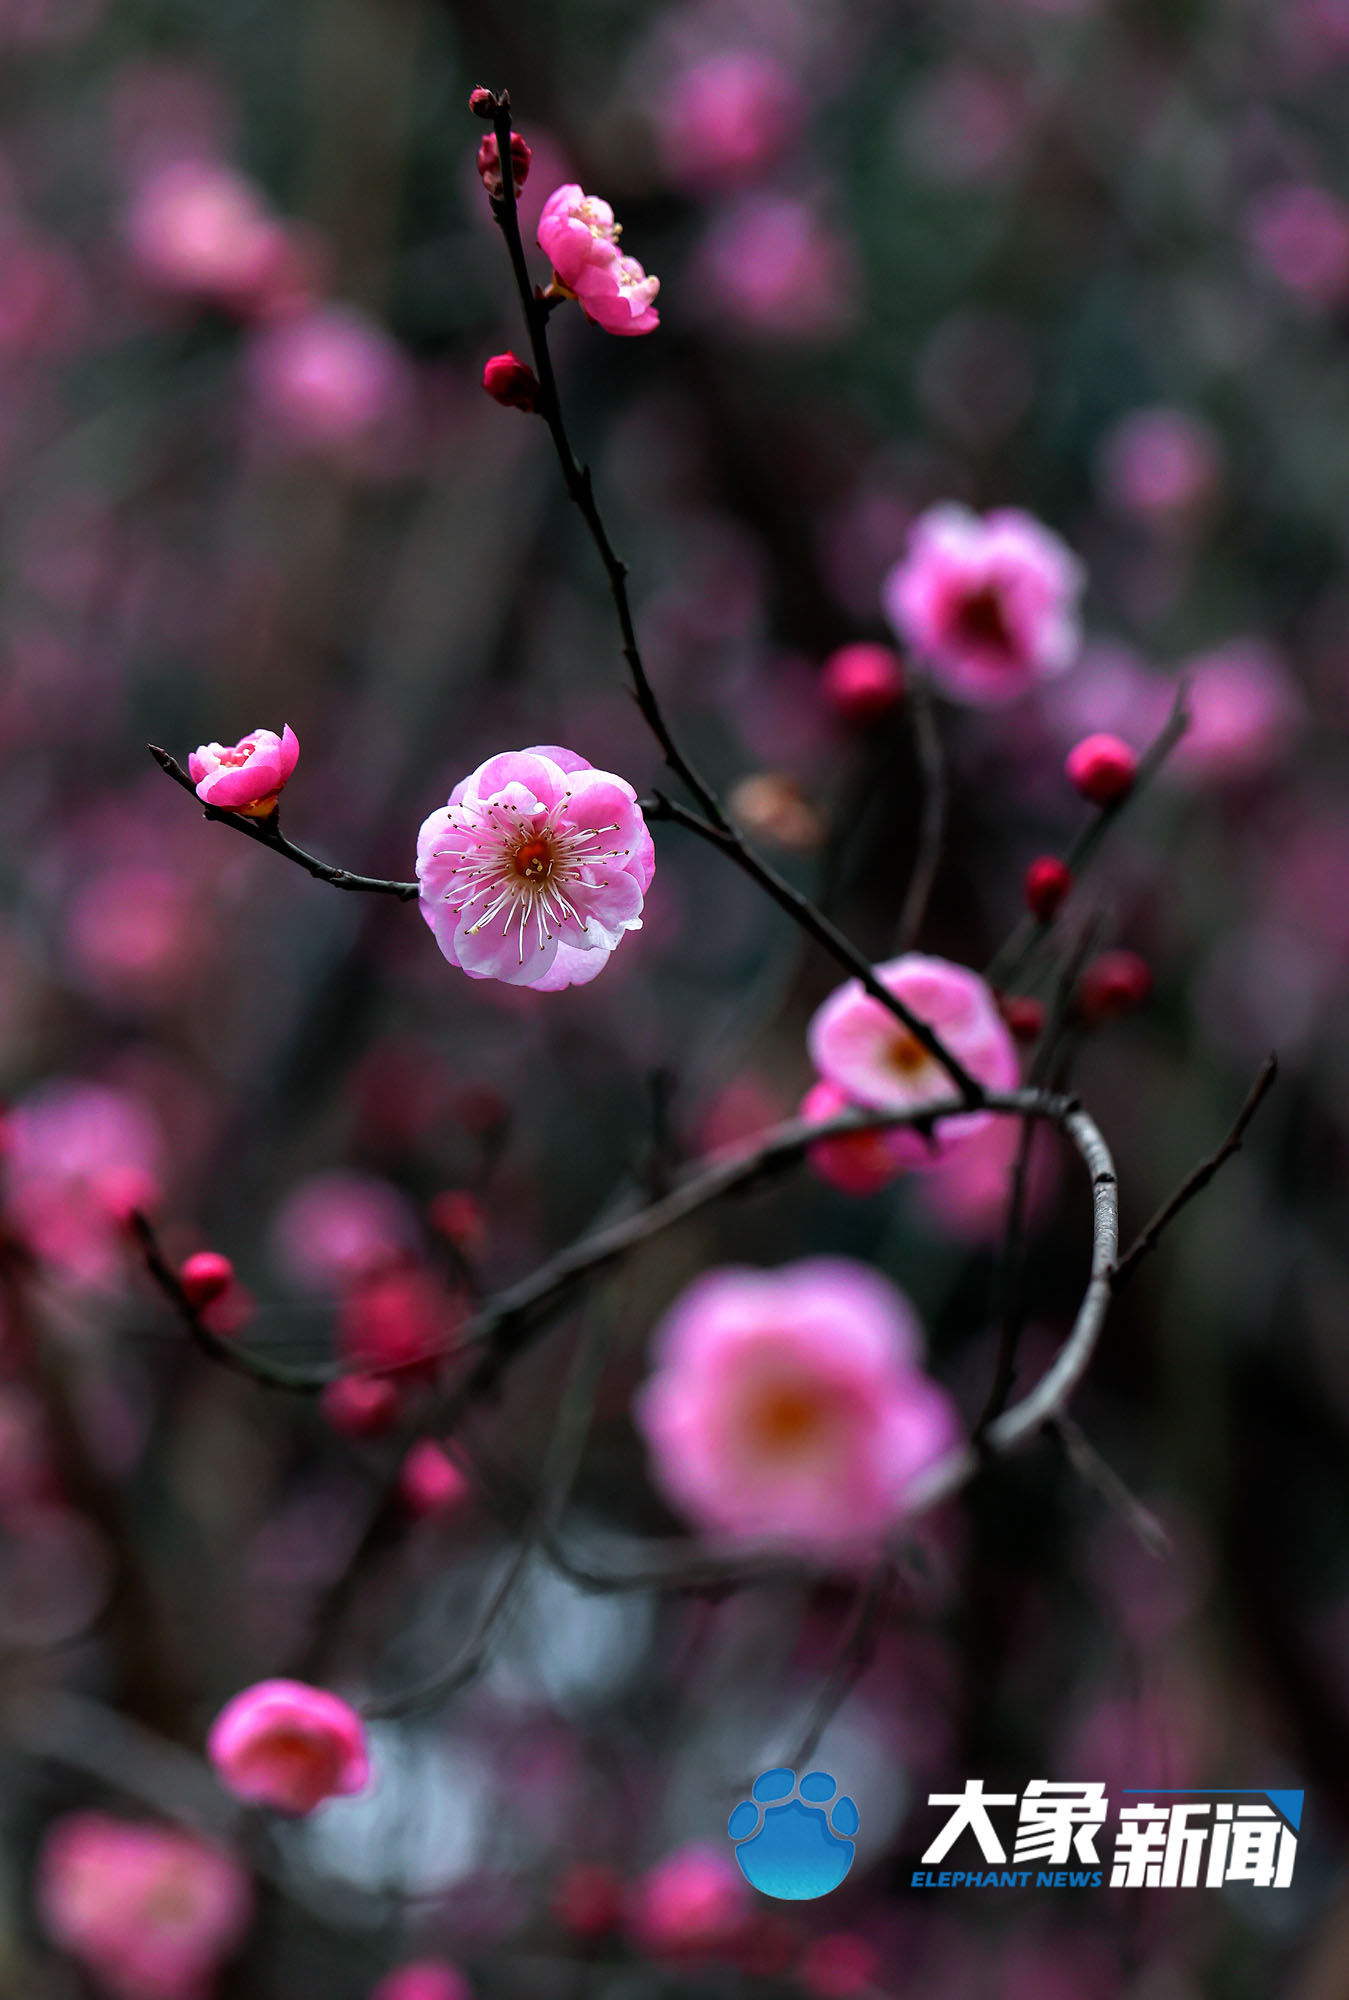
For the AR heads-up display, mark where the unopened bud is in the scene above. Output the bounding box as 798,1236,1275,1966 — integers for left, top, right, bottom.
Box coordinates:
1065,732,1138,807
1078,949,1152,1024
481,350,539,412
321,1373,399,1438
821,643,905,724
1024,855,1071,922
179,1250,235,1309
997,994,1046,1043
476,130,532,201
468,87,498,119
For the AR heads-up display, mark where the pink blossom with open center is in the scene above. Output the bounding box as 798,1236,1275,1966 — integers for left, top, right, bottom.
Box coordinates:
882,503,1084,705
633,1259,960,1553
807,953,1018,1166
37,1811,252,2000
208,1679,369,1815
416,746,653,990
536,185,660,335
188,725,298,816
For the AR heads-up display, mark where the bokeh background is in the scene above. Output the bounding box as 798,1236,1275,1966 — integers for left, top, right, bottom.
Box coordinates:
1,0,1348,1992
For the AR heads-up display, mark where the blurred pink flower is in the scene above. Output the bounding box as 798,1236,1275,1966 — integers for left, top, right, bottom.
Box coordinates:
208,1678,369,1815
800,1077,919,1196
398,1439,472,1518
416,746,654,990
189,724,298,816
0,228,87,359
821,642,905,723
320,1373,400,1437
652,50,803,191
270,1170,420,1294
246,303,413,459
123,159,289,313
371,1964,473,2000
626,1843,748,1959
337,1263,462,1376
536,185,659,336
883,505,1084,705
693,194,858,340
633,1259,960,1553
1095,406,1222,523
910,1111,1059,1242
64,861,212,1010
2,1079,163,1287
1170,639,1305,782
1248,182,1349,308
37,1811,252,2000
807,954,1018,1166
798,1932,879,1998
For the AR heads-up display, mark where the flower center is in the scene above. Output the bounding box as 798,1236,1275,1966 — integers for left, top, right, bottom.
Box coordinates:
218,741,256,768
954,584,1016,658
512,835,553,881
751,1383,824,1457
888,1030,932,1077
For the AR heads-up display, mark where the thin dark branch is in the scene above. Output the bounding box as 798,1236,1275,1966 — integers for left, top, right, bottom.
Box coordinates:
148,746,419,900
784,1561,898,1773
1110,1053,1278,1294
1050,1417,1173,1558
985,686,1190,991
895,672,945,951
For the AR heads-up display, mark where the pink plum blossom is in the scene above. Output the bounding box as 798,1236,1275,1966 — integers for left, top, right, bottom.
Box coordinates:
536,185,660,335
269,1170,420,1294
910,1112,1059,1243
188,725,298,817
246,303,413,458
1169,640,1305,782
208,1678,370,1815
2,1079,163,1287
1095,405,1222,524
692,194,858,341
800,1078,918,1196
371,1965,473,2000
416,746,654,990
882,504,1085,705
123,159,289,314
807,954,1019,1169
626,1843,749,1959
652,51,803,191
36,1811,252,2000
633,1259,961,1554
337,1263,462,1376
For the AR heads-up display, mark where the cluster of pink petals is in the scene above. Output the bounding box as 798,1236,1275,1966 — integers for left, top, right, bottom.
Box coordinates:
882,503,1084,705
37,1811,253,2000
416,746,654,990
633,1259,961,1554
536,185,660,335
2,1078,164,1286
123,158,298,315
626,1843,749,1959
208,1678,370,1815
370,1963,473,2000
806,953,1019,1179
188,724,298,816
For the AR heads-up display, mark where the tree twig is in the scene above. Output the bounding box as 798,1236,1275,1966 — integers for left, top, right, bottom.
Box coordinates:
1049,1417,1172,1558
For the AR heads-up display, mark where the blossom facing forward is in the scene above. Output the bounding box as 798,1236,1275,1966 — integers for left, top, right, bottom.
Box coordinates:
537,185,660,335
189,725,298,816
882,503,1084,705
208,1679,370,1815
633,1259,961,1553
807,952,1018,1169
416,746,654,989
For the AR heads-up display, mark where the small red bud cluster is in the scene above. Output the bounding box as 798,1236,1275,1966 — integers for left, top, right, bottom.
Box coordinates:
476,130,532,201
482,351,539,412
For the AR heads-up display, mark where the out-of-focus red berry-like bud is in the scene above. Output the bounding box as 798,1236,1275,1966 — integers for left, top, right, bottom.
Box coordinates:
1078,949,1152,1024
468,87,497,119
1025,855,1072,921
476,130,532,200
398,1439,471,1518
553,1862,624,1940
321,1373,399,1438
178,1251,235,1309
428,1189,487,1255
1065,732,1138,807
481,351,539,412
821,642,905,723
998,993,1046,1043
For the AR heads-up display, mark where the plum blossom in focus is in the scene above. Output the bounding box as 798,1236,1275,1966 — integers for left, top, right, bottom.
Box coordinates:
626,1843,749,1959
37,1811,252,2000
416,746,653,990
537,185,660,336
3,1079,163,1287
633,1259,961,1553
807,953,1019,1169
208,1679,369,1814
188,725,297,816
882,504,1084,705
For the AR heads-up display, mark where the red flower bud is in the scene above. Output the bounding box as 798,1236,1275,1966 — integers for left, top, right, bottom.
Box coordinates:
1078,949,1152,1024
476,130,532,201
179,1250,235,1309
553,1862,623,1940
1025,855,1071,921
1065,732,1138,807
468,87,497,119
821,643,905,724
320,1373,400,1438
481,350,539,412
998,994,1046,1043
428,1189,487,1254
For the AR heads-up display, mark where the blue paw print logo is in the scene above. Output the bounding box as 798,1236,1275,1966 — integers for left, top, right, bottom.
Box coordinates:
728,1767,859,1900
